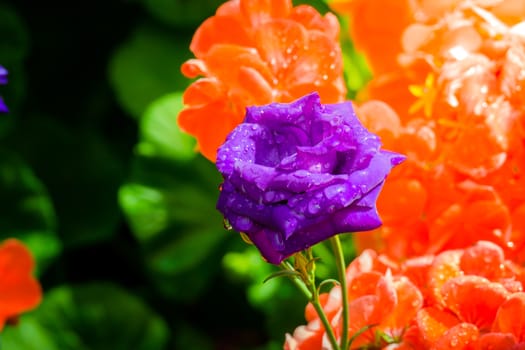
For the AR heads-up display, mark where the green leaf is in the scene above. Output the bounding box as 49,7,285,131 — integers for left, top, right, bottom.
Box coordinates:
0,149,60,274
6,117,125,248
109,24,193,118
222,249,305,339
0,4,30,63
1,317,60,350
119,154,228,301
2,283,169,350
139,0,224,27
137,92,196,161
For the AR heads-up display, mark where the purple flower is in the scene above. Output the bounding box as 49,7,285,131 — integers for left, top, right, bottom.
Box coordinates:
216,92,405,264
0,66,8,113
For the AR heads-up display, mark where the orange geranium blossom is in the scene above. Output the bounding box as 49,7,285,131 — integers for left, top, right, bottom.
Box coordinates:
0,238,42,331
179,0,346,161
285,241,525,349
353,100,522,261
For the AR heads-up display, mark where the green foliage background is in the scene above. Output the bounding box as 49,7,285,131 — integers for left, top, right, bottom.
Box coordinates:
0,0,369,348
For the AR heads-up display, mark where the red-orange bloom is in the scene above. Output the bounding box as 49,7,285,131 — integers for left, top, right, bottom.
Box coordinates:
0,239,42,331
179,0,346,161
285,241,525,349
334,1,525,262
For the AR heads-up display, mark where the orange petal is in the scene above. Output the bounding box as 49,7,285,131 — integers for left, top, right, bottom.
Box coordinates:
178,101,243,161
355,100,401,149
441,276,509,331
190,3,251,58
334,0,415,74
477,332,517,350
416,307,460,345
431,323,479,350
492,292,525,342
286,30,345,103
289,5,339,39
204,44,274,89
285,318,323,350
402,255,434,294
427,249,463,305
347,271,383,301
459,241,505,280
240,0,292,27
382,277,423,331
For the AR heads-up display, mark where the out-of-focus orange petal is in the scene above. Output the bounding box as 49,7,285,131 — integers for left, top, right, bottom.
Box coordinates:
459,241,505,280
430,323,479,350
347,271,383,300
377,178,427,225
402,255,434,300
441,275,509,331
416,307,460,345
492,292,525,342
0,239,42,330
290,5,339,39
477,332,517,350
331,0,415,74
428,249,463,305
382,277,423,331
355,100,401,149
240,0,291,26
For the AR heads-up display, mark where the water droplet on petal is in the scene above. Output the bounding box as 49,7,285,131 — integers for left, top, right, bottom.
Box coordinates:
308,199,321,214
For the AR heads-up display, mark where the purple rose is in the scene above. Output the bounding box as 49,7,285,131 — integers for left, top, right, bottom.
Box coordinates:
0,66,8,113
216,92,405,264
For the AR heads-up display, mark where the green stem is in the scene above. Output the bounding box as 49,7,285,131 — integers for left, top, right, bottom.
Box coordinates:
331,235,349,350
280,260,341,350
280,261,312,300
310,282,341,350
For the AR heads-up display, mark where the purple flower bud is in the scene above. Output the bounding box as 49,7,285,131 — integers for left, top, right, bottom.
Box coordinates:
216,92,405,264
0,66,8,113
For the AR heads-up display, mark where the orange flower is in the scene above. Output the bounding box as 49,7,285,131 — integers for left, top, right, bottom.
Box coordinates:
285,241,525,349
328,0,416,75
0,239,42,331
179,0,346,161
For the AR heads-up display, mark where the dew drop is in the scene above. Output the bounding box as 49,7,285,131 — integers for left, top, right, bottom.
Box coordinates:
449,337,458,347
308,199,321,214
322,74,328,81
294,170,309,178
269,231,285,250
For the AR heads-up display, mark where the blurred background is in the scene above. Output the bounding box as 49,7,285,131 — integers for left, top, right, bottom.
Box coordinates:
0,0,366,349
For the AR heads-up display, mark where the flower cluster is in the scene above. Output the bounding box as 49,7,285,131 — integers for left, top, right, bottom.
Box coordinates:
286,241,525,349
178,0,346,161
333,0,525,262
181,0,525,348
